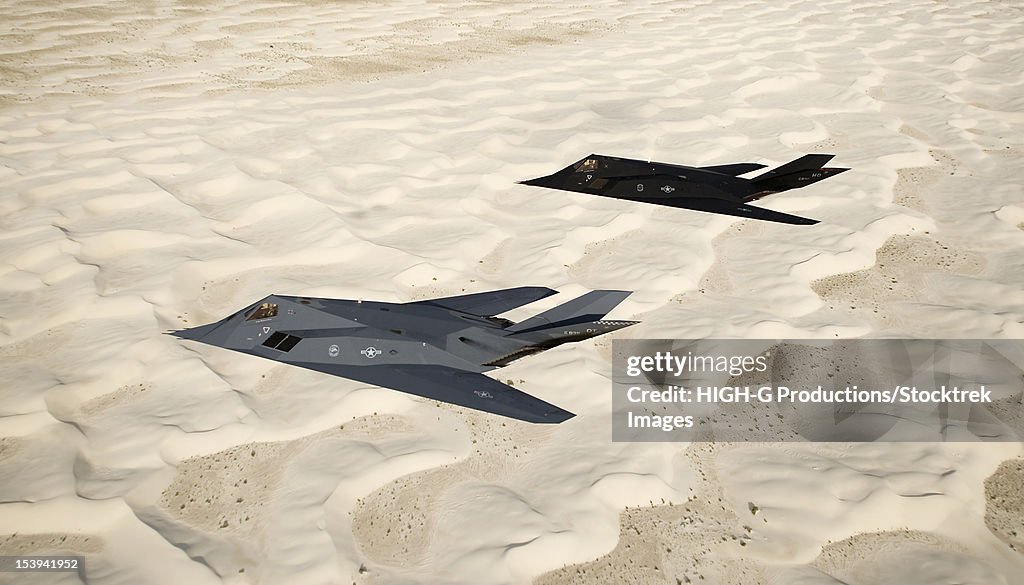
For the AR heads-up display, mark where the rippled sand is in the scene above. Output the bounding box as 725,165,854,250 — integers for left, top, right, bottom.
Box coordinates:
2,0,1023,584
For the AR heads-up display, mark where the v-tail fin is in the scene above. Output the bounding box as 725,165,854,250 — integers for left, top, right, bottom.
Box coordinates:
745,154,848,201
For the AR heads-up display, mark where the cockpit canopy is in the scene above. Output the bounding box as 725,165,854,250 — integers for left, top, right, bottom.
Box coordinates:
574,158,599,173
246,302,279,321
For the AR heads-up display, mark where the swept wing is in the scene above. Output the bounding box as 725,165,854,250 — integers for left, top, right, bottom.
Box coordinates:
291,362,574,423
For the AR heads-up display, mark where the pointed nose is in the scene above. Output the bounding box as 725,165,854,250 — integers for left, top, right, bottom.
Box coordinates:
166,320,224,342
517,176,554,187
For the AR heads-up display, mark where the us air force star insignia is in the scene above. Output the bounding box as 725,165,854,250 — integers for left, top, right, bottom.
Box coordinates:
361,346,381,358
661,185,675,193
474,390,493,399
328,344,340,357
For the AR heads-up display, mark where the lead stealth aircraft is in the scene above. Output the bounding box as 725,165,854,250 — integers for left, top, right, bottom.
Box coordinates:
520,153,848,225
170,287,636,423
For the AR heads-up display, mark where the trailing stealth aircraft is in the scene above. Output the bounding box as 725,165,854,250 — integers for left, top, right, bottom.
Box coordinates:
519,153,848,225
170,287,636,423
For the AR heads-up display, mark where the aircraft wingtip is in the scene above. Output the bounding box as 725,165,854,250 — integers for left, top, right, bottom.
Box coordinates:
542,409,576,424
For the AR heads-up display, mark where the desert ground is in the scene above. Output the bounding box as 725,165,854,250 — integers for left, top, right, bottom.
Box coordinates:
1,0,1023,584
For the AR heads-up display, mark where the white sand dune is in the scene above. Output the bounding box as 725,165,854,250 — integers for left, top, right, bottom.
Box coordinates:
2,0,1023,584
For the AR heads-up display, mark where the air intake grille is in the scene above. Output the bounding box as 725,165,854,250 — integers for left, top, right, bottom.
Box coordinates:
262,332,303,352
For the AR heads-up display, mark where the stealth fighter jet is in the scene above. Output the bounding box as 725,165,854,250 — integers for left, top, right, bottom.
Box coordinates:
519,153,848,225
170,287,636,423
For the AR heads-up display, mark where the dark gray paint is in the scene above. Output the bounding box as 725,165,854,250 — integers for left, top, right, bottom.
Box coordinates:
520,153,849,225
170,287,636,423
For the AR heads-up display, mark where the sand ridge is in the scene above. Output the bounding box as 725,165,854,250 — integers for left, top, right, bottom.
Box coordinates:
1,0,1023,583
984,458,1024,555
0,0,621,107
